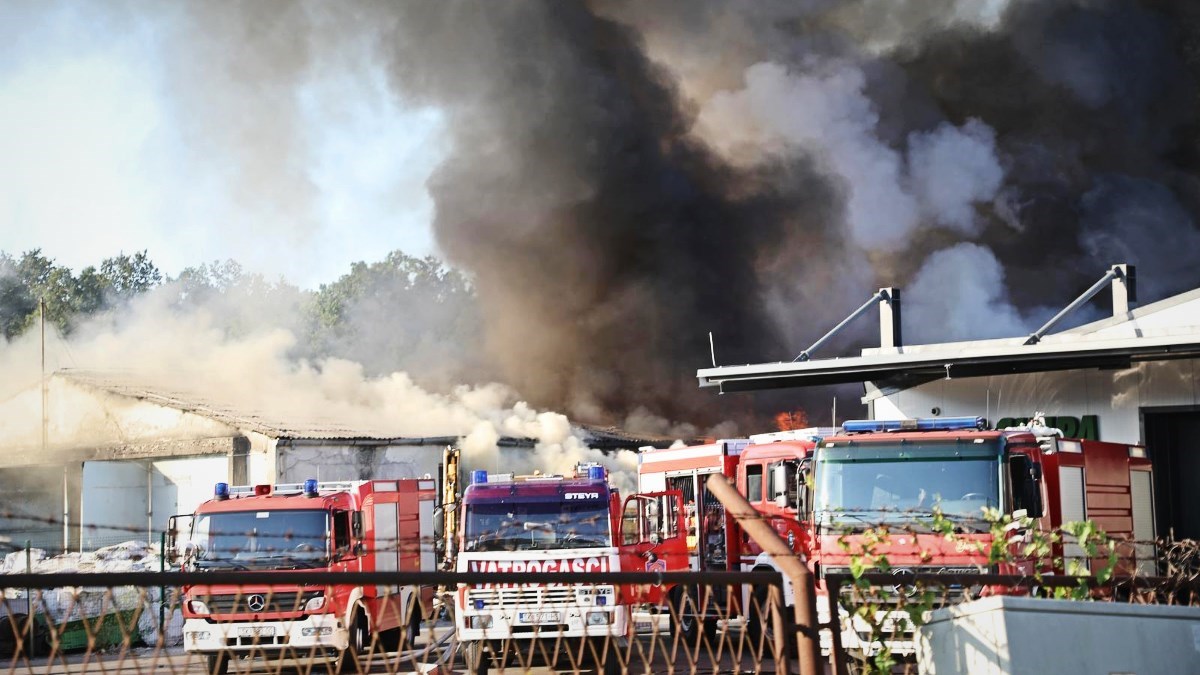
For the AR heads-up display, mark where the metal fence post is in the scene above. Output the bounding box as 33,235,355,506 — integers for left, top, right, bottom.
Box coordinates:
706,474,822,675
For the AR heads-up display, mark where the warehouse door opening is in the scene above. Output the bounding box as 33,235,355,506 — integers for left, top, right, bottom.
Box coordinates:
1142,408,1200,542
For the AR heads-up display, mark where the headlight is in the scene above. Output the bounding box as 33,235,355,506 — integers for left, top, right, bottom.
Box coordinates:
188,600,210,615
469,616,493,629
304,595,326,612
586,611,611,626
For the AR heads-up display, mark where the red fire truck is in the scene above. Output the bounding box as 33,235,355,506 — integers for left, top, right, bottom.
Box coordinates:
636,429,836,637
454,463,687,675
808,416,1156,657
173,478,437,674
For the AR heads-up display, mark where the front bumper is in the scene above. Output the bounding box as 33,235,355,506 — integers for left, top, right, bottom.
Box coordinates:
182,614,347,654
456,605,627,642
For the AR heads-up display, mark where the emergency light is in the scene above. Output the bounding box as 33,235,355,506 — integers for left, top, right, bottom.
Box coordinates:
471,470,488,485
587,466,605,481
214,482,230,500
303,479,319,497
841,416,987,433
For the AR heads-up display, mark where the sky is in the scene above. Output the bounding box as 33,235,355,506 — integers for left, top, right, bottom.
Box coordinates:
0,2,444,290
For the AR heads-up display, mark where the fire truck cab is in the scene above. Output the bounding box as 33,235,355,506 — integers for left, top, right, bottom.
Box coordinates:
637,429,835,637
173,478,437,674
810,416,1155,656
454,463,686,675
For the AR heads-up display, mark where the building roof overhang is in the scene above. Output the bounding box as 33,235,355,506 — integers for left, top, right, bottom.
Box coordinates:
697,288,1200,395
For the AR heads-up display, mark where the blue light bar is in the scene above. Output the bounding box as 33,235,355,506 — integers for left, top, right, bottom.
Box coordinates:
588,466,606,481
471,470,488,485
303,478,319,497
842,416,987,433
214,482,230,500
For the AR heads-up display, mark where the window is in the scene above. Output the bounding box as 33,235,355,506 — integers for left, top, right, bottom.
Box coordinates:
333,510,350,551
746,465,763,502
622,499,641,545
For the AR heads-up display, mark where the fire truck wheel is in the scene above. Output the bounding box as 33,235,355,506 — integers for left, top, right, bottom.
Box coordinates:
669,585,700,644
205,651,229,675
335,613,367,674
601,642,622,675
0,615,23,657
746,584,797,659
462,640,489,675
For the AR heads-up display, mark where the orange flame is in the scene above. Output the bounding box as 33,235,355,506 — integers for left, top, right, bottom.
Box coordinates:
774,409,809,431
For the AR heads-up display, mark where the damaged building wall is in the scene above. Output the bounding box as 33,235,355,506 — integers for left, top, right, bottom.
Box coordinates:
274,441,445,484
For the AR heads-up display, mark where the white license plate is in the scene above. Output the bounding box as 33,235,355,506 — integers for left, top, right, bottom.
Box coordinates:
237,626,276,638
518,611,560,624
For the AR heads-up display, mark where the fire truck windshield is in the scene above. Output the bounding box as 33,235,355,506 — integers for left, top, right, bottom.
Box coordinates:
189,510,328,570
463,502,612,552
815,441,1000,529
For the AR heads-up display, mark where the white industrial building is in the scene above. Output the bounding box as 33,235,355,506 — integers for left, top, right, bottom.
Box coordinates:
698,264,1200,543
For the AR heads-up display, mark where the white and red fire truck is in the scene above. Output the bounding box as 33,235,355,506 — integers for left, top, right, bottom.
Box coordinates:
174,478,437,674
636,429,835,638
453,463,687,675
808,416,1156,657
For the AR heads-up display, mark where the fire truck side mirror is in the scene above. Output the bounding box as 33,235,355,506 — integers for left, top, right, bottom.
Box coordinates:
351,511,363,537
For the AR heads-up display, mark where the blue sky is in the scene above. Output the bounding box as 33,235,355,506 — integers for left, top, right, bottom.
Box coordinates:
0,2,445,290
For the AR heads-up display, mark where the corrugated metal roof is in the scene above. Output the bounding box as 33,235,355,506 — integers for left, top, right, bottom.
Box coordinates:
59,369,456,441
577,424,694,450
57,370,677,450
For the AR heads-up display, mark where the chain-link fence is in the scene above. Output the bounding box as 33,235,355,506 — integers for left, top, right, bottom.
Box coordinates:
0,570,798,675
4,557,1200,674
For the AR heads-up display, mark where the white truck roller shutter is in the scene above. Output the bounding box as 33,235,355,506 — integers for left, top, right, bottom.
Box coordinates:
1059,466,1087,569
1130,470,1156,576
374,501,400,596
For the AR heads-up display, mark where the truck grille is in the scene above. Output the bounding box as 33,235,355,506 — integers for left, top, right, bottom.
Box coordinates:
467,586,576,608
197,590,318,615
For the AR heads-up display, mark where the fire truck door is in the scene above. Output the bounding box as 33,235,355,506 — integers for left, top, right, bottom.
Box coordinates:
619,491,687,605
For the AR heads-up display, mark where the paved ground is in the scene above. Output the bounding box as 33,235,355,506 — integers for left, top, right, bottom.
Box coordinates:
3,621,801,674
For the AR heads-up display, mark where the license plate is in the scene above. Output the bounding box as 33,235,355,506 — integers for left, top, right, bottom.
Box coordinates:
518,611,560,624
237,626,276,638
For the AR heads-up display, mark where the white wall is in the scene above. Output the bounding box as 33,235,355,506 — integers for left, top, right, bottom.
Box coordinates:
872,358,1200,444
80,456,229,548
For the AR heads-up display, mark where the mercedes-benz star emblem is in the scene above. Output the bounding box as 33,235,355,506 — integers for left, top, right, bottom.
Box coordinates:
890,568,917,596
247,594,266,612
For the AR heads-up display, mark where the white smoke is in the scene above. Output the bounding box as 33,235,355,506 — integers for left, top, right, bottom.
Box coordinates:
823,0,1016,55
697,60,918,250
695,61,1005,251
908,119,1004,236
904,243,1029,343
0,288,643,492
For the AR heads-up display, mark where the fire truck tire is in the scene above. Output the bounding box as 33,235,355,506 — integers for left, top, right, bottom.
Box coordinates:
462,640,489,675
335,612,367,674
669,585,703,644
601,642,622,675
0,615,24,657
205,651,229,675
746,584,797,659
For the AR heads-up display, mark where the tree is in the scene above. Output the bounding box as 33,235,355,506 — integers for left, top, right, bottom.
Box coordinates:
304,251,484,382
0,253,36,340
100,251,162,300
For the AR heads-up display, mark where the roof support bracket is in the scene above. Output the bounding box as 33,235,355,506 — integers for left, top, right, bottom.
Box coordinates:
1024,264,1135,345
794,288,897,362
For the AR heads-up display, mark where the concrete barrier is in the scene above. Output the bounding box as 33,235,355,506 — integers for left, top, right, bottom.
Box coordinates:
916,596,1200,675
